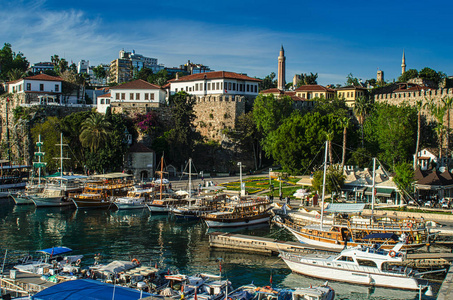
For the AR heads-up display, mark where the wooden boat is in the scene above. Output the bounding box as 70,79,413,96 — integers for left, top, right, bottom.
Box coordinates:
172,193,227,219
0,159,31,198
30,175,86,207
72,173,134,209
202,197,272,228
279,241,427,290
146,196,185,214
273,214,430,251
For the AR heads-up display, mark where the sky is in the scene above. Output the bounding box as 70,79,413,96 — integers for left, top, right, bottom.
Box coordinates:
1,0,452,86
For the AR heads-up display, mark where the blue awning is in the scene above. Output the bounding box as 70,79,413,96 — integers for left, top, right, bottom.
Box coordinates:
363,233,399,241
37,247,72,256
32,279,152,300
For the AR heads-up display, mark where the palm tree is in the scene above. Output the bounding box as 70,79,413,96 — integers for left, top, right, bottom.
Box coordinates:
339,117,350,171
79,114,112,152
7,68,25,81
353,96,370,147
442,96,453,157
325,130,334,165
414,100,424,169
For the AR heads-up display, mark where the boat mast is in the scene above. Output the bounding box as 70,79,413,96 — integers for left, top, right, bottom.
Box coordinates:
320,140,328,230
34,134,46,188
371,157,376,218
159,155,163,201
54,133,68,187
188,158,192,199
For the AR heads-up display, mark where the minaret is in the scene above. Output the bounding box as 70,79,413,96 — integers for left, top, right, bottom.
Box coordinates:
401,50,406,75
278,45,286,90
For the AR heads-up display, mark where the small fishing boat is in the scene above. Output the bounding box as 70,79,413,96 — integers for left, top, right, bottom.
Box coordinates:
279,241,429,290
202,197,272,228
113,187,154,210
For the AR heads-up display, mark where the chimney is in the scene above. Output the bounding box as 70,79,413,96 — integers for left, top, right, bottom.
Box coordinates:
176,73,179,80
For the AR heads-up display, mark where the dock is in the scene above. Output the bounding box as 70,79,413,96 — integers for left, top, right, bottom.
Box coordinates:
0,270,55,297
209,232,453,267
437,265,453,300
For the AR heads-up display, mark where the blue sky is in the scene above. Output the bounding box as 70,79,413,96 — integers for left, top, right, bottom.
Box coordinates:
1,0,452,85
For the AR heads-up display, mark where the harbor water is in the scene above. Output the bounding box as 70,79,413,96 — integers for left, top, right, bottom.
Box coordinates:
0,197,437,299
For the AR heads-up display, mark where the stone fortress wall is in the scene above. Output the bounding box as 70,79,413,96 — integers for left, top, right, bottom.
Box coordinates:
374,88,453,124
192,94,246,142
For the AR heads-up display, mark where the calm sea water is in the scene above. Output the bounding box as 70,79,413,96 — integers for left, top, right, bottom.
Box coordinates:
0,198,436,299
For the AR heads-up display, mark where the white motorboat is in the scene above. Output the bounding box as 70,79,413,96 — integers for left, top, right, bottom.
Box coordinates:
113,188,154,210
279,241,427,290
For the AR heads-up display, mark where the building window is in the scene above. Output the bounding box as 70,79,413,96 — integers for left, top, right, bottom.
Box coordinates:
101,99,105,104
254,85,257,93
26,83,31,91
130,93,134,100
121,93,125,100
175,88,178,93
136,93,140,100
186,86,188,91
40,84,44,91
228,82,231,90
116,93,120,100
145,93,149,100
55,84,59,92
247,84,250,92
207,83,211,90
150,93,155,100
106,99,110,104
216,82,220,90
195,83,198,91
233,83,236,91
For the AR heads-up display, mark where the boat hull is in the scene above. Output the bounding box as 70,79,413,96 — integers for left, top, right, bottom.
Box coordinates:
32,196,74,207
280,253,420,290
72,198,113,209
11,195,34,205
203,214,271,228
114,202,147,210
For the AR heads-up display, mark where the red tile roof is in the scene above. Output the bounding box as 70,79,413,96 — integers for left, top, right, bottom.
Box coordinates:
260,89,306,101
169,71,261,83
295,85,335,92
99,93,111,98
111,79,162,90
25,74,63,81
336,85,367,91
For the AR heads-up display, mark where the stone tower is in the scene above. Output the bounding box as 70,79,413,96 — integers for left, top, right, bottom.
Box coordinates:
377,70,384,83
278,45,286,90
401,50,406,75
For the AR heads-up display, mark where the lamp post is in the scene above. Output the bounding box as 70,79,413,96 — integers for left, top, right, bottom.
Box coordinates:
237,162,244,196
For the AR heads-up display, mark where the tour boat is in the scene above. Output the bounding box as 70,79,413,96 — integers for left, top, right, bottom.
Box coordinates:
72,173,134,209
146,196,185,214
30,175,87,207
279,241,427,290
172,193,227,219
273,214,430,251
113,187,154,210
202,197,272,228
0,159,31,198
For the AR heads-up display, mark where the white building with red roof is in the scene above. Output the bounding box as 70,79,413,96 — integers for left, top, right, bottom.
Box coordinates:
7,74,62,95
106,79,166,113
168,71,261,98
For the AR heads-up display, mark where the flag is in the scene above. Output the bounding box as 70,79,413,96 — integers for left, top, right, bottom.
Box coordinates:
224,89,228,94
50,248,54,258
6,97,9,102
155,262,158,268
219,261,222,273
269,274,272,285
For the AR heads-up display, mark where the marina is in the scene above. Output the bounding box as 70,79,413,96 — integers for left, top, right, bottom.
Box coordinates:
0,196,449,299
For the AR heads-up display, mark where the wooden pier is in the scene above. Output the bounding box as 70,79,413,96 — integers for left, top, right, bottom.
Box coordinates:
209,232,453,267
0,270,55,297
437,265,453,300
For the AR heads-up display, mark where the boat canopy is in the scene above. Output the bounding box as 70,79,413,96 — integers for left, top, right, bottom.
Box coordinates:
90,173,133,179
324,203,365,213
95,260,137,274
363,233,399,241
31,279,151,300
36,246,72,256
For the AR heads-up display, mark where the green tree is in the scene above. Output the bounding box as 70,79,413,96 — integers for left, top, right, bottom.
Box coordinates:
266,111,341,173
228,111,263,169
312,165,345,196
419,67,445,85
295,72,318,87
393,162,415,200
252,94,293,156
442,97,453,158
346,73,360,86
92,65,107,81
258,72,277,91
339,117,350,170
347,147,371,168
79,113,112,152
135,67,154,81
353,96,372,148
167,91,199,164
0,43,29,81
414,100,424,169
365,103,417,167
398,69,418,82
